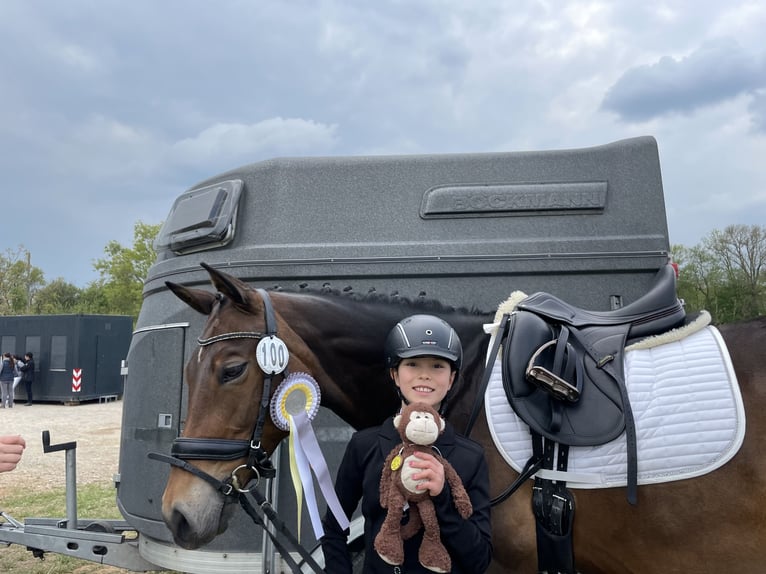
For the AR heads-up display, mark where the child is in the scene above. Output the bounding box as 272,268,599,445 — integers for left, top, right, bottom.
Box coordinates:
321,314,493,573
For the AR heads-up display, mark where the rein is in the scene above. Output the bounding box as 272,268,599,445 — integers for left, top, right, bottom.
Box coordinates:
148,288,325,574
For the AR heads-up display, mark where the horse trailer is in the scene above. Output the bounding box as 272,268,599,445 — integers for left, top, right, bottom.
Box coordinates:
2,136,673,572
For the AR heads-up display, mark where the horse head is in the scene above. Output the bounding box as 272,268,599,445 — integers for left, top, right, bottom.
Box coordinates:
159,263,334,549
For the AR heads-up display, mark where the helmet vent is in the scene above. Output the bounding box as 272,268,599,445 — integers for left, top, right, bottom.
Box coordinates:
396,323,412,349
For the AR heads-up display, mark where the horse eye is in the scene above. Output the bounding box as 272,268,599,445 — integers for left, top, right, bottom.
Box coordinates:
222,363,247,383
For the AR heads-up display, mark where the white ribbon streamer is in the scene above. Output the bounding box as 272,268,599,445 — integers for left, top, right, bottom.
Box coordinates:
293,409,350,535
270,373,350,539
289,412,323,540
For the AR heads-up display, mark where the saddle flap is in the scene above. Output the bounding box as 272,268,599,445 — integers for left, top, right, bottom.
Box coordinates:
502,311,626,446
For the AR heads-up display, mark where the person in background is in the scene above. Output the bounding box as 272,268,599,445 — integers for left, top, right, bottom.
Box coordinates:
12,354,24,392
0,353,16,408
19,352,35,406
0,435,26,472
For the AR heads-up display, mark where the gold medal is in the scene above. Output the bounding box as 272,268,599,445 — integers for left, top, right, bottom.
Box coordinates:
391,455,403,471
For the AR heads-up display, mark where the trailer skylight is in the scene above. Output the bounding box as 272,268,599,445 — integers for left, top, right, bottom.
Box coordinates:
154,180,243,254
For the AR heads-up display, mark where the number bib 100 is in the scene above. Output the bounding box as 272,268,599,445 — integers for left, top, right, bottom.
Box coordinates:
256,335,289,375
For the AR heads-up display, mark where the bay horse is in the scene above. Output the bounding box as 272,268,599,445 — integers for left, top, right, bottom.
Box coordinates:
159,264,765,573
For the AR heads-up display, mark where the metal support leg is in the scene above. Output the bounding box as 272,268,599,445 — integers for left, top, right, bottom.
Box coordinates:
42,431,78,529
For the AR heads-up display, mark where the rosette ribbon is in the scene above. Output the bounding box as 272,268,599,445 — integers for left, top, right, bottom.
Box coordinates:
270,372,349,540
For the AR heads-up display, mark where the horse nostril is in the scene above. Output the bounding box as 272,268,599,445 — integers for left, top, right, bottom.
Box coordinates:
168,507,199,550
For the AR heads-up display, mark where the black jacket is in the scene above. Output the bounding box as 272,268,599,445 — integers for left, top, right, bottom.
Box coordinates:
20,359,34,382
321,416,493,573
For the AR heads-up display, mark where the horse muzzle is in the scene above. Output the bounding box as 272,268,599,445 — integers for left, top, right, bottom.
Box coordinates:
161,464,234,550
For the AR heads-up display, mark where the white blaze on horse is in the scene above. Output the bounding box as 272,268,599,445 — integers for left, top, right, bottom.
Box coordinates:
157,264,766,574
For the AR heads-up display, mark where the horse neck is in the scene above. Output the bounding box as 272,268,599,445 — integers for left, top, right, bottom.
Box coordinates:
273,291,402,429
272,290,493,431
442,311,493,430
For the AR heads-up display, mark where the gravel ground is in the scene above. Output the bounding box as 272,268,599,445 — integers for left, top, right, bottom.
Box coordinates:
0,399,122,497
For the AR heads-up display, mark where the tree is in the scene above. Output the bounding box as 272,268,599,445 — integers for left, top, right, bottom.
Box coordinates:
673,244,725,316
32,278,81,314
675,224,766,323
75,281,112,315
0,245,46,315
92,221,162,319
703,224,766,319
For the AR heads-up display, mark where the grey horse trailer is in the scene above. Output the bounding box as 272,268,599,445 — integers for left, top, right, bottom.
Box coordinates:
116,136,672,572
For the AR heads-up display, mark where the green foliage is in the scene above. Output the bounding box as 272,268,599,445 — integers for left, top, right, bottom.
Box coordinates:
3,221,765,324
0,222,161,319
0,246,45,315
674,224,766,323
31,278,81,314
91,221,162,319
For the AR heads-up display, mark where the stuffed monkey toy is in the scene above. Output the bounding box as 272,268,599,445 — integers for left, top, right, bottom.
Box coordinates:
374,402,473,573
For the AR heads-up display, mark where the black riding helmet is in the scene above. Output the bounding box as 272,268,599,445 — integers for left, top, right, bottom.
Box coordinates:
384,314,463,413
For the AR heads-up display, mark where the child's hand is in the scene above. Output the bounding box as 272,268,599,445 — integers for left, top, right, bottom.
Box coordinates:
409,450,445,496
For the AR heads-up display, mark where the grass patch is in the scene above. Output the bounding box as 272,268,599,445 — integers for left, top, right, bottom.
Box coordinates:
1,482,177,573
3,482,122,520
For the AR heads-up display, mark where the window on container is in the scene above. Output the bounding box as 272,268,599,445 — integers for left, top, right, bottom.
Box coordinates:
25,336,41,371
1,336,16,354
50,336,67,371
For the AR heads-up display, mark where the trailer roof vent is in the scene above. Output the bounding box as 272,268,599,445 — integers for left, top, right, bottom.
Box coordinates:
155,179,243,254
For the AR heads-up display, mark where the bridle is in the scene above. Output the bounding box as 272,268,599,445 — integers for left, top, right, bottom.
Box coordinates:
148,287,326,573
149,288,284,494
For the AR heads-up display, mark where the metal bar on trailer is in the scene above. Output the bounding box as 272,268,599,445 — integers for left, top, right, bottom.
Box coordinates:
0,518,159,571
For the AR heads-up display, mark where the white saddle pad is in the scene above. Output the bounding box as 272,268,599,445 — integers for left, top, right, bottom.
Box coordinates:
485,325,745,488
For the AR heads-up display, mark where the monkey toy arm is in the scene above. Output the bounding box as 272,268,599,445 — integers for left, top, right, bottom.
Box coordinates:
442,460,473,519
379,446,401,508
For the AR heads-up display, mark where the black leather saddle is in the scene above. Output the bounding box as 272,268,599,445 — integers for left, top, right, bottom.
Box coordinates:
502,263,686,448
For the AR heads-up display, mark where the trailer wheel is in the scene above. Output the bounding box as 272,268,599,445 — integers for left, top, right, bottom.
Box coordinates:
83,520,116,534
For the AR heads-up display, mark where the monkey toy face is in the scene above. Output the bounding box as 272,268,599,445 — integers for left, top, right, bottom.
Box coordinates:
394,403,446,446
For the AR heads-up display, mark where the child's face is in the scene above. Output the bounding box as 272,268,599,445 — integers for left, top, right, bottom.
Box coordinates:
391,356,456,410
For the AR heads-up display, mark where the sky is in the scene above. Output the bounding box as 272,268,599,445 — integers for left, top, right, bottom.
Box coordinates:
1,1,764,287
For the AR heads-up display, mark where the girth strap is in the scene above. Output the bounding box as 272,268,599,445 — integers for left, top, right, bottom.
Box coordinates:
531,435,576,574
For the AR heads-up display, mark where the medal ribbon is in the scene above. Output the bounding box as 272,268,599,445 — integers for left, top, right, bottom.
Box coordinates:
272,373,350,539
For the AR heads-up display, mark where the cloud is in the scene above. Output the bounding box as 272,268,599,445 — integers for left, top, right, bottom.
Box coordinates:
602,39,766,122
167,117,339,171
749,90,766,133
2,0,765,289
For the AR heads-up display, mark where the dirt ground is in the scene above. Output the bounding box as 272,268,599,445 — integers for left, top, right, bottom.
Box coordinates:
0,399,122,497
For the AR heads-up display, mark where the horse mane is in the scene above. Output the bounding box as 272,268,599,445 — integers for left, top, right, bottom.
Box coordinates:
268,283,490,316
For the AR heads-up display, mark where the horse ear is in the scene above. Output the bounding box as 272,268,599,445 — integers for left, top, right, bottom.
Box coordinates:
200,262,250,309
166,281,217,315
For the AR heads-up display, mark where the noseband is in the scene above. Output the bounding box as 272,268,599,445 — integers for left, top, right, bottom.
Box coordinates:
149,288,284,494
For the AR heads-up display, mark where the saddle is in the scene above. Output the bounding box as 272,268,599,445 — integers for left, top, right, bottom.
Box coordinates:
486,265,686,574
500,263,686,504
461,264,686,572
